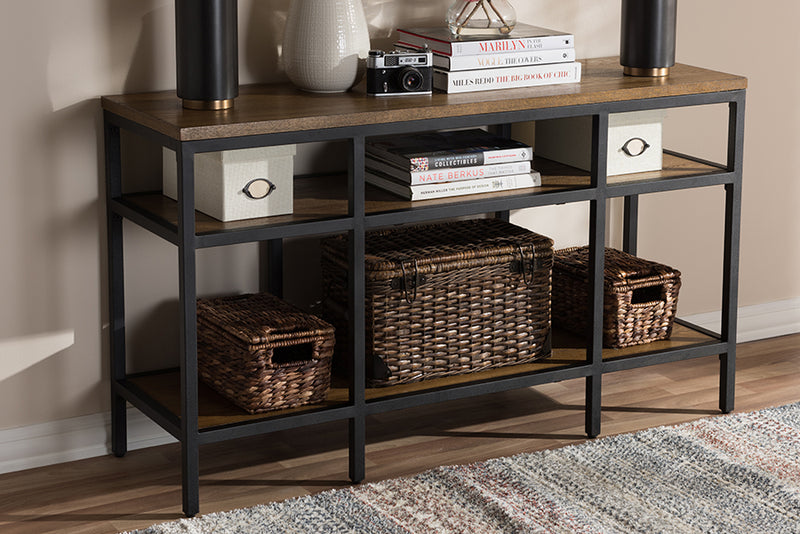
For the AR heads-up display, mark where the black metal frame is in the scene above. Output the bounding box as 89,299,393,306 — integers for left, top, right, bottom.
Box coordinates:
104,87,745,517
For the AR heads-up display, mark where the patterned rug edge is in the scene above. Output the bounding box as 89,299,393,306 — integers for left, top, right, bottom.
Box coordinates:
121,401,800,534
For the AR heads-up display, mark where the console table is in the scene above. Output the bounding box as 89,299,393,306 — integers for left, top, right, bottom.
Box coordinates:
102,56,746,516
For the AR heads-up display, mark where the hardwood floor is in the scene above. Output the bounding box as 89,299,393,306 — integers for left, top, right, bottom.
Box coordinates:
1,333,798,534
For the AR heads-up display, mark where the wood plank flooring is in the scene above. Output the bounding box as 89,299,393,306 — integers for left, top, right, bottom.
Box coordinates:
1,333,798,534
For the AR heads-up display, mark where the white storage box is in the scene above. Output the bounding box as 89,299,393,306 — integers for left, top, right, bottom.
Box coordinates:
163,145,296,222
534,110,665,176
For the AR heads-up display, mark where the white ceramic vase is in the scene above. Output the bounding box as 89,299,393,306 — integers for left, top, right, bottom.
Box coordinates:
282,0,371,93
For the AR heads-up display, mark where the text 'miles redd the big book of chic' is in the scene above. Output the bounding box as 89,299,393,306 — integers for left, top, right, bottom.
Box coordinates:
396,23,574,57
434,61,582,94
365,129,532,172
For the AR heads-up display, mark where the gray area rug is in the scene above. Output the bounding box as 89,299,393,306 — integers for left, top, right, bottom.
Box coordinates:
124,402,800,533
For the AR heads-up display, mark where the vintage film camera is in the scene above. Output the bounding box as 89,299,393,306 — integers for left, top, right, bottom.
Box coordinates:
366,49,433,96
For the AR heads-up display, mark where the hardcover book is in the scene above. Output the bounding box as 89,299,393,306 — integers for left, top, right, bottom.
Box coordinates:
396,45,576,72
396,23,574,57
433,61,582,94
366,156,531,185
365,129,532,172
366,169,542,201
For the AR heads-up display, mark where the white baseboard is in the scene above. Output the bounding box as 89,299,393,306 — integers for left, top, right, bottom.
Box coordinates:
682,297,800,343
0,407,175,475
1,298,799,475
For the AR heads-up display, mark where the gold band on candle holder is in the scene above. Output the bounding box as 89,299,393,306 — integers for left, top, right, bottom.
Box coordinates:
182,98,235,110
623,66,670,77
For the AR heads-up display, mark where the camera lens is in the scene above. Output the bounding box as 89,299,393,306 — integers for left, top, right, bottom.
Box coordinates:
399,67,423,92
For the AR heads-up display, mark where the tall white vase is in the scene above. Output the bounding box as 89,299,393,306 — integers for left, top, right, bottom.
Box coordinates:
282,0,371,93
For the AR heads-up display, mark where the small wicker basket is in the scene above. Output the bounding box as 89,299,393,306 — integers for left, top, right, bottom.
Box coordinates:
196,292,334,414
552,247,681,348
321,218,553,387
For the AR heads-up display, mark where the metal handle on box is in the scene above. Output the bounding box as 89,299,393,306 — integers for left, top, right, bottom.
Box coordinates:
621,137,651,157
243,178,276,199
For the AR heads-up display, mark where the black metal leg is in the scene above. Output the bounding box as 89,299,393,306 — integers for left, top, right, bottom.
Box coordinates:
349,417,366,483
585,376,602,438
177,145,201,517
718,96,744,414
719,180,741,414
719,352,735,413
348,136,367,484
105,117,128,457
586,113,608,438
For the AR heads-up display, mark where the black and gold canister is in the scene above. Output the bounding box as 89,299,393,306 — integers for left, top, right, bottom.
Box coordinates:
620,0,677,77
175,0,239,110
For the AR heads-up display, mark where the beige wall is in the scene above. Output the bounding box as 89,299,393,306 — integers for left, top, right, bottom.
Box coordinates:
0,0,796,431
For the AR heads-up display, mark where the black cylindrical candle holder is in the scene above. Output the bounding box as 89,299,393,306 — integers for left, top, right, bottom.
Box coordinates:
620,0,677,77
175,0,238,110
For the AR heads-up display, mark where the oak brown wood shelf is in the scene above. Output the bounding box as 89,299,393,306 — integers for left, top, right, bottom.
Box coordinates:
103,56,745,516
124,322,717,432
116,151,724,240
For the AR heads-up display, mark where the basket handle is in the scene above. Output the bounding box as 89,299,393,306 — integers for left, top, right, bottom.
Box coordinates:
399,259,420,304
515,244,537,287
630,284,667,306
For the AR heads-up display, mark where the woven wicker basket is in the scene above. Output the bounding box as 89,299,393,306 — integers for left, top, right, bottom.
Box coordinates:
196,293,334,414
321,218,553,387
552,247,681,348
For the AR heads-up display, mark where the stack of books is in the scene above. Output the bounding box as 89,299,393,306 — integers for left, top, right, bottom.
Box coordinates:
365,129,541,201
396,23,580,94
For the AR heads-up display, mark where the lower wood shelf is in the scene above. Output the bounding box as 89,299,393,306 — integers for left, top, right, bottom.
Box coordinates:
124,322,717,433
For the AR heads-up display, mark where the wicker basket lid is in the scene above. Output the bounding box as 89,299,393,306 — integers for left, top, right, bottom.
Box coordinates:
329,218,553,280
197,292,333,346
554,247,681,287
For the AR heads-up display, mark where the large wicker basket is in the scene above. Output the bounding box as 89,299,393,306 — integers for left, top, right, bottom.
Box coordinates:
552,247,681,348
321,218,553,387
196,292,334,414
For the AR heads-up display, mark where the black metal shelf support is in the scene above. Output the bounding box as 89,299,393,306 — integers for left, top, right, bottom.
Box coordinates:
720,93,745,413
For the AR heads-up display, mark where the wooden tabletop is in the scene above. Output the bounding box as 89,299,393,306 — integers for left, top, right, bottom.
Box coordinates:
101,57,747,142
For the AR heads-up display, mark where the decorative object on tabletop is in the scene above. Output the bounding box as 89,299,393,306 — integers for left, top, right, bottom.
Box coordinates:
552,247,681,348
282,0,370,93
396,23,578,93
620,0,677,76
321,218,553,386
364,128,540,200
366,49,434,96
174,0,239,110
196,292,335,414
535,110,666,176
446,0,517,36
162,144,296,221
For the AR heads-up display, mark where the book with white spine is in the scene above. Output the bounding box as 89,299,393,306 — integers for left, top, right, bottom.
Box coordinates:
365,129,532,172
366,170,542,201
396,24,574,57
433,61,581,94
396,44,575,72
366,157,531,185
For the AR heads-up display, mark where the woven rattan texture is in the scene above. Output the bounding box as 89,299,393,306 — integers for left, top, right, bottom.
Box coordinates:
552,247,681,348
322,218,553,387
196,293,334,414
